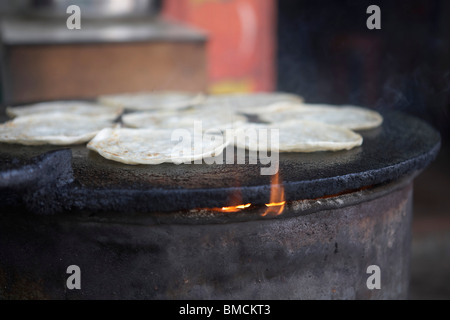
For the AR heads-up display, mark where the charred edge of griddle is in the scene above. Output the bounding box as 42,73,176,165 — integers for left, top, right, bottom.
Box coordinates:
66,173,415,226
163,175,415,225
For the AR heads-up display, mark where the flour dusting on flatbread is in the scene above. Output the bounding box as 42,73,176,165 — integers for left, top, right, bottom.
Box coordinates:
0,113,115,145
234,120,363,152
194,92,304,115
122,108,247,131
87,127,229,165
98,91,205,111
6,101,123,121
259,103,383,130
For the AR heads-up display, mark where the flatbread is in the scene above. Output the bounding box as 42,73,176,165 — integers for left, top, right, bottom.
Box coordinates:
121,109,247,131
87,127,229,165
6,101,123,121
0,113,115,145
258,103,383,130
234,120,363,152
98,91,205,111
195,92,304,114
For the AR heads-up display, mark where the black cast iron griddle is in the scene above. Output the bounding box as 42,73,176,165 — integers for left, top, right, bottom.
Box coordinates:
0,107,441,216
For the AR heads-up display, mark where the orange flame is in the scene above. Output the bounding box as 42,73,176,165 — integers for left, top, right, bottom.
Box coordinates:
211,179,252,213
262,172,285,217
209,172,285,216
213,203,252,213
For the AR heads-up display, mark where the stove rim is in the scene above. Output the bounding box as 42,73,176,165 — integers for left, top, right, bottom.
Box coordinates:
48,170,418,226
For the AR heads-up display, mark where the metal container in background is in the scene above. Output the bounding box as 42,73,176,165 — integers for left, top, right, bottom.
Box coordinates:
24,0,160,19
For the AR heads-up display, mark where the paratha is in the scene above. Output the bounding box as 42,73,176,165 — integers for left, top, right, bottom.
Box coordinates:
234,120,363,152
87,127,229,165
258,103,383,130
98,91,205,111
121,109,247,131
0,113,115,145
195,92,304,114
6,100,123,121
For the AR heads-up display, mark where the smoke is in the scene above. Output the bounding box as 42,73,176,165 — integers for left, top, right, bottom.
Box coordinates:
373,63,450,142
375,78,409,111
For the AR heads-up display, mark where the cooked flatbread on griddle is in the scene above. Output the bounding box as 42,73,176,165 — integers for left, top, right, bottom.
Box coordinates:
0,113,115,145
87,127,229,165
258,103,383,130
194,92,304,114
234,120,363,152
6,101,123,121
122,109,247,131
98,91,205,111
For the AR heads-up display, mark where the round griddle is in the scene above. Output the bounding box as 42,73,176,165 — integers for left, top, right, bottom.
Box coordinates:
0,108,441,215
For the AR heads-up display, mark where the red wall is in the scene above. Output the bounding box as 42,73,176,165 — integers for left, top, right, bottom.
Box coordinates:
163,0,276,94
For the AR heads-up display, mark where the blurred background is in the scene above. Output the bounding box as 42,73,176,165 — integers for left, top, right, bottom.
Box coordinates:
0,0,449,299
